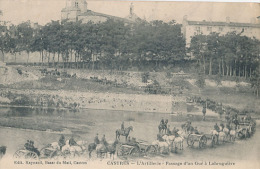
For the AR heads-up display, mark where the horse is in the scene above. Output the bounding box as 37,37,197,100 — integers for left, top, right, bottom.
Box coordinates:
105,140,119,160
210,130,219,144
96,144,107,158
88,143,97,159
61,140,85,158
152,140,170,154
116,126,133,141
229,129,236,142
158,119,168,134
0,146,6,160
218,131,227,143
96,140,119,159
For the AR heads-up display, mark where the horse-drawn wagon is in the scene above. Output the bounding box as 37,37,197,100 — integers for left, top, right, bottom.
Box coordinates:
187,134,207,148
117,139,157,158
39,146,63,159
13,148,39,160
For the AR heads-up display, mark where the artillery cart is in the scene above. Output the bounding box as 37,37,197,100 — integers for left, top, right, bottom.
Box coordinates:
13,149,39,160
187,134,207,148
117,139,157,158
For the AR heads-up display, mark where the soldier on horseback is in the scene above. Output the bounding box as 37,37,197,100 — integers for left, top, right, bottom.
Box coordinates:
58,135,65,150
101,134,108,146
121,121,125,134
160,118,165,125
214,123,220,132
69,136,77,146
94,133,100,144
172,128,180,137
193,127,200,134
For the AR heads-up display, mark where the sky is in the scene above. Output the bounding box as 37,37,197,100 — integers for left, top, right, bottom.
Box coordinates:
0,0,259,25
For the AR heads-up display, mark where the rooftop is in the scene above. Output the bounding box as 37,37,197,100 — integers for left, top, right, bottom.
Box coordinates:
187,20,260,28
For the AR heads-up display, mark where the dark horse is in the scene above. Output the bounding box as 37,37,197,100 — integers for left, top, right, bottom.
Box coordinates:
181,123,194,134
158,119,168,134
97,140,119,159
88,143,97,158
116,126,133,141
0,146,6,160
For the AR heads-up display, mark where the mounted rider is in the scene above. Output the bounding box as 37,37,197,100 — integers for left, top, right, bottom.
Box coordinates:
214,123,220,132
160,118,165,126
101,134,108,146
193,127,200,134
58,135,66,150
24,140,40,156
94,133,100,144
226,123,231,130
172,127,179,137
69,136,78,146
121,121,125,133
220,123,225,131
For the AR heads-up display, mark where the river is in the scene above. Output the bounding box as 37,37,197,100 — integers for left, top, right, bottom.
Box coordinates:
0,107,259,169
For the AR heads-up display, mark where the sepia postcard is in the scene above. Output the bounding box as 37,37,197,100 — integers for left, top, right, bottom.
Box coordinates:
0,0,259,169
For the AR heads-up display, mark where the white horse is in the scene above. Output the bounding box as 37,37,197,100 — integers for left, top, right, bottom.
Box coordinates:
61,140,86,158
173,136,184,150
218,131,227,143
152,140,170,154
49,142,60,150
229,129,236,142
96,144,107,158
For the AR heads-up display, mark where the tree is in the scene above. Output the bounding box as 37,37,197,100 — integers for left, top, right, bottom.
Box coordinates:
16,21,34,63
250,70,260,98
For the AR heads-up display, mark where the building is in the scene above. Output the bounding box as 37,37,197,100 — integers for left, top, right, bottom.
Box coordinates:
61,0,141,23
182,15,260,48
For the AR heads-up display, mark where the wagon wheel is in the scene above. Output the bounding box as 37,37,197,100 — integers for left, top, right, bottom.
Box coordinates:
145,145,157,156
39,147,51,158
187,134,194,147
210,135,216,147
199,135,207,148
116,144,123,156
129,146,140,157
50,150,63,160
237,129,246,139
62,150,72,159
13,150,26,158
25,151,39,160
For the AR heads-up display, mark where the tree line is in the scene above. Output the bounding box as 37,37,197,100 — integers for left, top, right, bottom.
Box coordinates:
189,32,260,79
0,19,185,70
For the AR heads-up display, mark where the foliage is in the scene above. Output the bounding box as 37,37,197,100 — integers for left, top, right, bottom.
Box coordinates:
145,80,162,94
0,19,186,69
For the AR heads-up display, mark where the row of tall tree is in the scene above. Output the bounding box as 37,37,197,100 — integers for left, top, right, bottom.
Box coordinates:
0,20,259,75
189,32,260,78
0,19,185,70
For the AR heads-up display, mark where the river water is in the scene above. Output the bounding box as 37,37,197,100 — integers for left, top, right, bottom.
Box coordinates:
0,107,259,168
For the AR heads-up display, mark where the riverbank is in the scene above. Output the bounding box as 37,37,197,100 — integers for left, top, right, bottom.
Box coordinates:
0,88,173,113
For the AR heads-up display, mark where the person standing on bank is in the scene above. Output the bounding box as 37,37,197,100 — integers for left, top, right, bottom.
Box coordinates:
202,105,206,121
202,101,207,121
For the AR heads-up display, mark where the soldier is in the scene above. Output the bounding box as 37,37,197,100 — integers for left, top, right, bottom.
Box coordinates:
194,127,200,134
160,118,165,125
58,135,66,150
202,105,206,121
121,121,125,130
94,133,100,144
214,123,220,132
166,125,171,135
101,134,107,146
69,136,77,146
